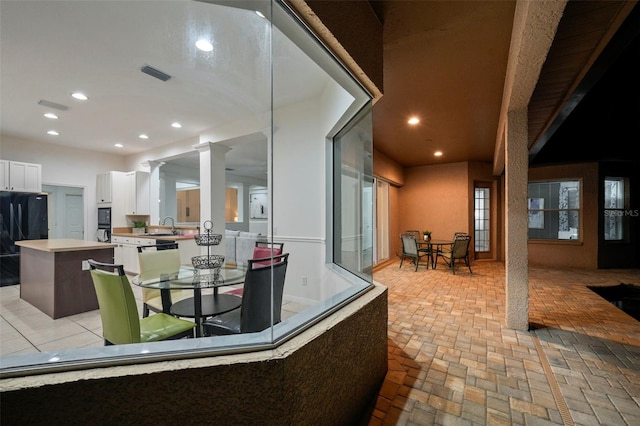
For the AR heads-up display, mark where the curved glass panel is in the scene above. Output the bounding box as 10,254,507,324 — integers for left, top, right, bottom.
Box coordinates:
0,0,373,377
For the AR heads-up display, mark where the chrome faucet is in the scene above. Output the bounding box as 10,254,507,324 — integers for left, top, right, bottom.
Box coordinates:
161,216,176,234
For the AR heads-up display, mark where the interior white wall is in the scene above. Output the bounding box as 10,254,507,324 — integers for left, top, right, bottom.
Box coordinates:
1,134,125,241
272,78,356,304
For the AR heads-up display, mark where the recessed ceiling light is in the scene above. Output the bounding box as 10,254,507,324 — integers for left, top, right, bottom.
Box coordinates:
47,130,59,136
408,117,420,125
195,39,213,52
434,151,443,157
139,134,149,140
44,113,58,119
114,143,124,148
71,92,88,100
171,122,182,128
255,11,266,18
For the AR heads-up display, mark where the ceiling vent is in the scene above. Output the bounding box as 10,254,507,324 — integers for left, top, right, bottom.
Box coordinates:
141,65,172,82
38,99,69,111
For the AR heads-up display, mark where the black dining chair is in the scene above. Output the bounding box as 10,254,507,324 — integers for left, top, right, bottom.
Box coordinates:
399,233,431,271
203,253,289,336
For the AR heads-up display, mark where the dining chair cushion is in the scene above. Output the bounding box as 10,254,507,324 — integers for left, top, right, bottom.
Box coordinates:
203,309,242,334
252,246,283,266
139,314,197,342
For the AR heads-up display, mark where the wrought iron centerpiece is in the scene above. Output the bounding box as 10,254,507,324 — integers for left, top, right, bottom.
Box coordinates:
191,220,224,276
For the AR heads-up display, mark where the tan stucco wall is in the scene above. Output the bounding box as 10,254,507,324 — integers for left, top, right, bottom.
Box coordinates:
373,148,404,186
528,162,599,268
374,159,499,261
399,162,470,242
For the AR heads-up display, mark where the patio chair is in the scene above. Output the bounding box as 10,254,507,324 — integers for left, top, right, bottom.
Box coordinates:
435,234,472,274
399,233,431,271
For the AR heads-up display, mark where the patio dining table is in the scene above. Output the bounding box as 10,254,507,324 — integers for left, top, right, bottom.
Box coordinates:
417,239,454,269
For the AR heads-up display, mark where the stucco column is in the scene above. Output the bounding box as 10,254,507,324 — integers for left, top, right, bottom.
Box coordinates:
194,142,230,254
505,108,529,330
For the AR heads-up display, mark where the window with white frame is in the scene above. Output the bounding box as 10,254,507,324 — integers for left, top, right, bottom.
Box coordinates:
604,177,630,241
527,180,580,240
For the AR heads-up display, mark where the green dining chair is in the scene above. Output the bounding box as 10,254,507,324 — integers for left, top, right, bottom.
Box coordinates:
88,259,195,345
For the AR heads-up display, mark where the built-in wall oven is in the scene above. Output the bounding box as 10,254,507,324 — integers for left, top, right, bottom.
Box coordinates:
97,207,111,242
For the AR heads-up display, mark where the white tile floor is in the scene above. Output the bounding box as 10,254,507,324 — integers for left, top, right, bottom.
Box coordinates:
0,281,306,356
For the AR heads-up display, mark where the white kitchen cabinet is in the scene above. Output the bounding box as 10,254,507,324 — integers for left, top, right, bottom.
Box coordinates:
0,160,8,191
0,160,42,192
112,236,155,274
96,172,111,204
124,171,150,215
96,171,126,204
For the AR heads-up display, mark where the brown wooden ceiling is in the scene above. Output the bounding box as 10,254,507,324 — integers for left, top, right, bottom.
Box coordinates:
366,0,638,170
528,0,639,165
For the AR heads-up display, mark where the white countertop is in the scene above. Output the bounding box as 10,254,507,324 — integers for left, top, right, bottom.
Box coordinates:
16,239,116,253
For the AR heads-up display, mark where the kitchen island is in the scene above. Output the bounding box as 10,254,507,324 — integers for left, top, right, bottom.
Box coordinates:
16,239,115,319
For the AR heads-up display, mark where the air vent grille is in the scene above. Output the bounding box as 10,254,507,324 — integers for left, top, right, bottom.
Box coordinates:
141,65,172,82
38,99,69,111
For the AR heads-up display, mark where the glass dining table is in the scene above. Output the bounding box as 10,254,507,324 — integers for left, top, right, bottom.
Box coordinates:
131,264,247,337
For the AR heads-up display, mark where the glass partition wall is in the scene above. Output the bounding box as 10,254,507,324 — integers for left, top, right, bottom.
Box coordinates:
0,0,373,377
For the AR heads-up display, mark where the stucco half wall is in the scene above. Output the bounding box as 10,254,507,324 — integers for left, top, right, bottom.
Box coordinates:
1,285,388,425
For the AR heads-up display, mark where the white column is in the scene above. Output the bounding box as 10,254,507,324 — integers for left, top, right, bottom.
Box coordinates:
194,142,231,254
146,160,162,225
505,108,529,331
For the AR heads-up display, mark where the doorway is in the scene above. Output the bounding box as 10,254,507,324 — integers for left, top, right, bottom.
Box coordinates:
42,185,85,239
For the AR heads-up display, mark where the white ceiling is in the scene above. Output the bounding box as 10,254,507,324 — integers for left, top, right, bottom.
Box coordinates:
0,0,329,178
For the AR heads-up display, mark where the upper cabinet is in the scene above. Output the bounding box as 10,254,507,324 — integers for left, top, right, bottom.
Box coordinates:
96,172,113,204
125,171,150,215
96,171,127,205
0,160,42,192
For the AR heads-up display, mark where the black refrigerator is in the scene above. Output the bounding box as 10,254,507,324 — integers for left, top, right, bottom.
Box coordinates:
0,192,49,286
